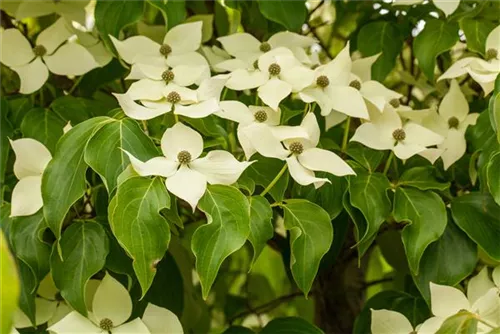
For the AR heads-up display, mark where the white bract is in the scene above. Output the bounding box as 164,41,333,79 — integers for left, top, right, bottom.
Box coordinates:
281,113,355,188
351,104,443,160
9,138,52,217
438,25,500,95
201,45,232,73
124,123,253,210
0,18,99,94
48,273,151,334
393,0,461,17
370,309,444,334
6,0,89,25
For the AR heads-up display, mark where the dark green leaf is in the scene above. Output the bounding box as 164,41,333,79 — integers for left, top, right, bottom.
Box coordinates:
346,142,384,173
460,19,496,55
0,99,13,197
248,196,273,266
148,0,186,29
260,317,323,334
244,157,288,202
397,166,450,191
50,96,111,125
7,96,32,128
17,261,37,325
20,108,65,153
489,73,500,141
222,326,255,334
257,0,307,32
487,152,500,205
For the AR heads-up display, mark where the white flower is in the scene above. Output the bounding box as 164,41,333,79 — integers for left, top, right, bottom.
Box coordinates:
217,101,306,160
48,273,151,334
351,104,443,160
217,31,316,65
124,123,253,210
393,0,461,17
370,309,444,334
438,25,500,96
74,29,113,67
0,19,99,94
114,75,228,120
142,303,184,334
281,113,355,188
9,138,52,217
9,0,89,25
201,45,231,73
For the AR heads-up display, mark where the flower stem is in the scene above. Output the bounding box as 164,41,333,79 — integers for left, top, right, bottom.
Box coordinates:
383,152,394,175
260,163,288,197
341,116,351,152
68,75,84,95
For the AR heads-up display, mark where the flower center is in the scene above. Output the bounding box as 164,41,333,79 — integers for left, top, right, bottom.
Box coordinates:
392,128,406,141
159,44,172,57
349,80,361,90
33,45,47,57
448,116,459,129
260,42,271,52
268,63,281,76
316,75,330,88
177,150,191,164
486,48,498,60
389,98,401,108
161,70,175,83
289,141,304,155
99,318,113,331
254,110,268,122
166,91,181,104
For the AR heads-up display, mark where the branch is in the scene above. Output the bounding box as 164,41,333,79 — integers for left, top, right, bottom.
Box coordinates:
362,277,394,288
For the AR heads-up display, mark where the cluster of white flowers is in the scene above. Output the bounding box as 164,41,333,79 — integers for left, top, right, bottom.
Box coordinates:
371,265,500,333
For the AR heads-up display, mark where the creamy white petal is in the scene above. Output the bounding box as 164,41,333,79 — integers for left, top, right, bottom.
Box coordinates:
161,123,204,160
300,112,321,147
85,279,101,313
351,123,394,151
93,274,132,327
12,58,49,94
370,309,414,334
393,0,424,5
328,85,369,119
351,54,380,82
166,166,207,211
416,317,445,334
486,25,500,56
163,84,198,104
85,40,113,67
470,288,500,326
174,99,220,118
164,21,202,54
47,311,101,334
257,78,292,111
298,148,355,177
114,93,171,120
438,57,477,81
127,79,165,101
110,35,160,64
468,268,496,305
286,156,329,187
217,101,254,125
172,65,205,87
280,66,315,92
248,105,280,126
271,125,310,142
419,148,445,164
133,60,169,80
55,1,88,25
439,80,469,122
433,0,460,16
322,43,351,84
361,80,402,112
467,69,497,95
43,43,99,76
11,176,43,217
201,45,231,72
126,64,150,80
237,128,257,160
0,29,34,67
10,138,52,179
14,298,57,328
404,122,443,147
36,18,73,55
142,304,183,334
257,47,295,73
48,303,72,327
190,150,253,185
38,274,58,300
238,124,290,160
299,88,333,116
429,282,470,318
493,266,500,288
197,75,228,101
166,51,209,71
15,1,55,20
269,31,316,49
226,69,268,90
393,142,426,160
217,33,260,57
438,129,466,170
459,113,479,132
113,318,150,334
325,111,348,131
215,58,249,72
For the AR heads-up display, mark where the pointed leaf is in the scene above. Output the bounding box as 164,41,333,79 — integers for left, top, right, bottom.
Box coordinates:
487,152,500,206
460,19,496,55
257,0,307,32
398,166,450,191
20,108,65,154
346,142,385,173
248,196,273,266
260,317,323,334
0,230,20,334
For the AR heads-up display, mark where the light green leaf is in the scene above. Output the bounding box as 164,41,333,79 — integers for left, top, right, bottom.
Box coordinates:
282,199,333,295
257,0,307,32
460,19,496,55
109,176,171,297
248,196,273,266
51,221,109,316
20,108,65,153
489,73,500,141
435,311,478,334
84,119,158,192
393,187,447,274
0,230,20,334
397,166,450,191
42,117,111,238
148,0,186,29
186,14,214,42
260,317,323,334
414,19,459,80
192,185,250,299
487,152,500,206
451,193,500,260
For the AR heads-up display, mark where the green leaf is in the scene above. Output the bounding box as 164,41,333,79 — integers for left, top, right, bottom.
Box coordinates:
17,260,37,325
487,152,500,206
84,119,158,192
346,142,384,173
257,0,307,32
42,117,111,238
489,73,500,141
282,199,333,295
222,326,255,334
50,96,92,125
260,317,323,334
435,311,478,334
357,21,404,81
20,108,65,153
192,185,250,299
109,176,170,297
10,211,50,286
244,157,288,202
148,0,186,29
51,221,109,316
393,187,447,274
348,170,391,255
0,99,13,198
451,193,500,260
248,196,273,266
460,19,496,55
186,14,214,42
0,230,20,334
397,166,450,191
413,221,476,303
414,19,459,80
7,96,32,128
